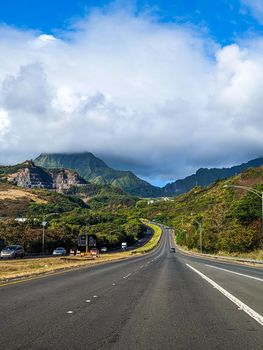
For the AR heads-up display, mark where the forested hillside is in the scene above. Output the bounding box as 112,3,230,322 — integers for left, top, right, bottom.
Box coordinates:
136,167,263,254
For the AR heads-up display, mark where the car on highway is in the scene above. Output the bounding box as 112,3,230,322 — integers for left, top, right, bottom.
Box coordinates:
170,247,176,253
0,245,25,259
90,248,100,257
121,242,127,250
52,247,67,256
101,247,107,253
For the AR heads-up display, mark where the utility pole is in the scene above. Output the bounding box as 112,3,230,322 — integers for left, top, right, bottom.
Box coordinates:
42,214,46,256
42,212,58,255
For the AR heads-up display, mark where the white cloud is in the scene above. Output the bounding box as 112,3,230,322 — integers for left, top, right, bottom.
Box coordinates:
0,109,9,136
0,9,263,181
241,0,263,23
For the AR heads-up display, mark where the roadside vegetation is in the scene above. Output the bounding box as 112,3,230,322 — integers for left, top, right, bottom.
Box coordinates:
0,209,146,254
0,221,162,281
135,167,263,257
0,182,145,254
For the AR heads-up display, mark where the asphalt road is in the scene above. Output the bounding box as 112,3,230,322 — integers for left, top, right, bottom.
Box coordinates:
1,227,263,350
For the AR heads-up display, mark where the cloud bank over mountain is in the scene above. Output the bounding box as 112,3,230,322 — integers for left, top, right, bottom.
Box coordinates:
0,8,263,181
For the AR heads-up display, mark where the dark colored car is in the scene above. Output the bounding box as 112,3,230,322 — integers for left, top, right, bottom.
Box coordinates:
170,247,176,253
0,245,25,259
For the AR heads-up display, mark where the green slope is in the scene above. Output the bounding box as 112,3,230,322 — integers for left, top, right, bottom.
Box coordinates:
137,166,263,254
34,152,161,197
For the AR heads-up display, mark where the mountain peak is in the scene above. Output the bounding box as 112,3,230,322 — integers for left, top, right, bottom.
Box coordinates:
163,157,263,196
34,152,161,197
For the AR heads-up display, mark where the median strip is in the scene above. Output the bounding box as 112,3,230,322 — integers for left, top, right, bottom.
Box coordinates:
134,221,162,254
0,220,163,285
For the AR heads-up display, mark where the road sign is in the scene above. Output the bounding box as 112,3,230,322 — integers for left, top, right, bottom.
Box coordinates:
89,236,97,247
78,235,88,247
78,235,97,247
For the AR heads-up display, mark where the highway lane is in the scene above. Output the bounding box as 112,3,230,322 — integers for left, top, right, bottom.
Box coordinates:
168,229,263,316
0,227,263,349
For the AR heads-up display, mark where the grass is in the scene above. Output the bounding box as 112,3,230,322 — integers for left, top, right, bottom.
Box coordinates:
218,250,263,261
176,242,263,262
0,253,132,281
0,187,47,203
0,221,163,282
133,220,162,253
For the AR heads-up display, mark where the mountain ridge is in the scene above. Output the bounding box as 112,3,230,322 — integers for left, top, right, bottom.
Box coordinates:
2,153,262,198
34,152,162,197
163,157,263,195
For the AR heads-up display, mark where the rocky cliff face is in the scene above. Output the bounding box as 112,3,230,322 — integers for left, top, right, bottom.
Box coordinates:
49,168,87,192
7,161,87,192
34,152,162,197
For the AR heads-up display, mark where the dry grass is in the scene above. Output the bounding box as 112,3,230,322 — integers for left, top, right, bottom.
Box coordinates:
176,244,263,265
0,188,46,203
220,250,263,261
0,252,136,281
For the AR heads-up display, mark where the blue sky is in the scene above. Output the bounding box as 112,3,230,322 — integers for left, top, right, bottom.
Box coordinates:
1,1,263,186
0,0,262,43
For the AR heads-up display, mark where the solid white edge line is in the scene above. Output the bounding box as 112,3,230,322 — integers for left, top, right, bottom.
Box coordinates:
186,263,263,327
205,264,263,282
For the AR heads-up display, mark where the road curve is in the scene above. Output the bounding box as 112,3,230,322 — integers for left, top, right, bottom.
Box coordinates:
0,227,263,349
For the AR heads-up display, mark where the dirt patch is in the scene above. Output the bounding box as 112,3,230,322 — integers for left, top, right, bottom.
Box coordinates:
0,188,46,203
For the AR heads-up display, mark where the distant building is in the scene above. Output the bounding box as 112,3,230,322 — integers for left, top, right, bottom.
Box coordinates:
15,218,27,223
161,197,174,202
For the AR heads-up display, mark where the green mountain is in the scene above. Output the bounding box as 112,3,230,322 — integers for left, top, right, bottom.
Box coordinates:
163,157,263,195
34,152,161,197
65,183,138,210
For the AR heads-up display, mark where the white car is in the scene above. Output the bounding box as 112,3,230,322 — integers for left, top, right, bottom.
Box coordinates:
101,247,107,253
52,247,67,256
